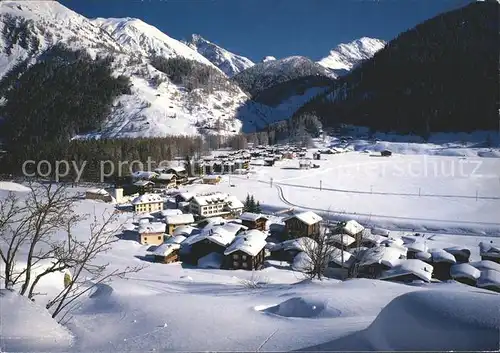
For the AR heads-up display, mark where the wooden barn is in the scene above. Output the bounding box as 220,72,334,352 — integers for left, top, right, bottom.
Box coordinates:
450,263,480,287
283,211,322,239
223,230,267,270
429,249,456,280
202,175,221,185
378,259,434,283
239,212,268,231
150,235,186,264
479,241,500,264
85,188,112,202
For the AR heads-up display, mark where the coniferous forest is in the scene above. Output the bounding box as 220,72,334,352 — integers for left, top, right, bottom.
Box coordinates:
293,1,500,136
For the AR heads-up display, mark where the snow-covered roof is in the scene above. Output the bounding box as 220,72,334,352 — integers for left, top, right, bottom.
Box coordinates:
443,246,471,259
224,230,267,256
415,251,432,261
185,223,240,247
379,259,434,282
240,212,268,222
328,233,356,247
177,192,195,201
132,193,164,205
152,243,181,256
191,193,228,206
226,195,244,209
329,248,355,268
406,241,428,253
470,260,500,273
133,180,155,187
380,237,405,247
283,211,323,225
172,225,200,237
477,270,500,290
167,166,186,173
157,173,176,180
361,232,386,245
86,188,109,195
479,242,500,258
359,246,403,267
137,222,165,234
429,249,456,264
132,171,159,179
450,263,481,281
341,220,365,236
165,214,195,225
165,235,187,244
160,209,183,217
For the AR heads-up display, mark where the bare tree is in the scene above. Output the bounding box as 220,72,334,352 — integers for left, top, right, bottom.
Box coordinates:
45,212,144,320
299,232,336,280
0,183,81,295
0,182,144,320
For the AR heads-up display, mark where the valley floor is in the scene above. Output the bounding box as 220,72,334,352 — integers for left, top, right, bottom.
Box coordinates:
1,139,500,352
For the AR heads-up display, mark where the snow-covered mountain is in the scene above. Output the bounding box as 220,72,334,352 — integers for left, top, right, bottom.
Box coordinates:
262,56,277,63
92,18,218,69
0,0,257,138
232,56,333,97
318,37,386,77
185,34,254,77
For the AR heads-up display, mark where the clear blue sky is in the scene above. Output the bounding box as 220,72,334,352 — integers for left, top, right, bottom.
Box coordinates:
59,0,473,62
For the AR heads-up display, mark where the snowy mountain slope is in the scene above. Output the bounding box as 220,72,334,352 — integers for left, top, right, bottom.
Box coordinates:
0,0,123,77
92,18,219,70
232,56,333,97
185,34,254,77
318,37,386,77
0,1,258,138
262,56,277,62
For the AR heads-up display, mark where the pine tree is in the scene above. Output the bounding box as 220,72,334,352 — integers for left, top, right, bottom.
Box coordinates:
243,194,252,212
255,200,262,213
249,195,256,212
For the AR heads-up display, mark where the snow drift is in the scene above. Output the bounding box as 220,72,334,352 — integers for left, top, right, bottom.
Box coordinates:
0,289,74,352
365,290,500,351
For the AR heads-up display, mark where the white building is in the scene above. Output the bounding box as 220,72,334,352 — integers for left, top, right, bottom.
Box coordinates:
189,193,244,218
132,193,164,213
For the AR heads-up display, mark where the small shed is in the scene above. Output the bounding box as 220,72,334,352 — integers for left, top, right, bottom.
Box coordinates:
381,150,392,157
429,249,456,280
239,212,268,231
479,241,500,264
151,235,186,264
313,152,321,160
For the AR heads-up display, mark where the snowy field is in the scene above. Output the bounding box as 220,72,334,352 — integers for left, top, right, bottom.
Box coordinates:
188,149,500,235
1,137,500,352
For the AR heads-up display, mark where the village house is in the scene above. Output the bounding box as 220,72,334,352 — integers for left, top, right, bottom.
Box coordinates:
327,233,357,251
85,188,112,202
239,212,268,231
133,180,155,194
355,246,406,279
155,173,177,188
479,241,500,264
136,222,165,245
269,237,317,263
223,230,267,270
202,175,221,185
283,211,323,239
450,263,480,287
150,235,186,264
164,166,188,185
132,194,164,213
182,223,242,265
165,213,195,235
132,171,159,181
334,220,365,241
379,259,434,283
189,193,244,219
429,249,456,280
